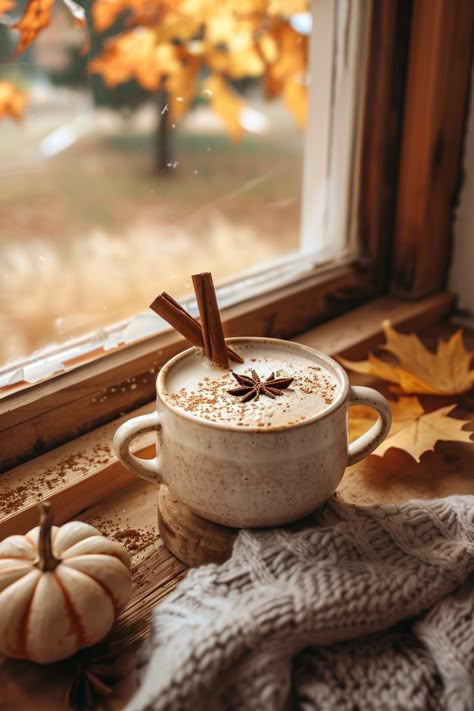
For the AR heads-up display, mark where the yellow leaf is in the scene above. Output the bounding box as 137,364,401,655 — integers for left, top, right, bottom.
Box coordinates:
348,405,379,443
349,397,426,445
282,76,307,128
0,0,15,13
13,0,54,54
339,352,402,386
340,321,474,396
90,30,200,120
204,8,265,79
222,0,267,11
258,33,278,64
206,44,265,79
263,20,308,128
349,396,472,462
89,29,183,92
205,6,259,47
92,0,132,32
89,2,309,130
167,51,200,121
377,399,473,462
0,81,27,121
268,0,309,15
92,0,206,35
203,74,245,142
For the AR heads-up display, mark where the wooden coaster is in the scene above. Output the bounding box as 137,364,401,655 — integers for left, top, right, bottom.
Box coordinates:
158,485,238,567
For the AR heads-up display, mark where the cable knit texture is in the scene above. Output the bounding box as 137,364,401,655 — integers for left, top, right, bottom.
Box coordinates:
126,496,474,711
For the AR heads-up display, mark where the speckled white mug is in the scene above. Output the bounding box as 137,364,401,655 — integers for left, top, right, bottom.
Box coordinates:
113,338,391,527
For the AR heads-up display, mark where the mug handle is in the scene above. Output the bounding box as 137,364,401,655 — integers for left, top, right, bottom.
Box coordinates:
347,386,392,466
113,411,163,485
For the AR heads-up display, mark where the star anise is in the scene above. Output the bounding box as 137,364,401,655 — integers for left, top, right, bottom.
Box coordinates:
227,369,294,402
65,643,129,710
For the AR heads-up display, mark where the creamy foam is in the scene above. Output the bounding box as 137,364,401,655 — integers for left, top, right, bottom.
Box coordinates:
163,341,341,429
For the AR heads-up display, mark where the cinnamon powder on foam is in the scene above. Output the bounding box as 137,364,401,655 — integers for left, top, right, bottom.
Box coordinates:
166,362,338,430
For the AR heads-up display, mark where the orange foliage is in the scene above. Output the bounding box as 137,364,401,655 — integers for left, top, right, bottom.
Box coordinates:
92,0,207,34
282,75,307,128
267,0,308,14
89,0,310,138
345,321,474,461
340,321,474,396
92,0,158,33
349,397,473,462
0,81,27,121
13,0,54,54
0,0,15,13
203,74,246,142
264,21,307,97
4,0,310,137
11,0,84,55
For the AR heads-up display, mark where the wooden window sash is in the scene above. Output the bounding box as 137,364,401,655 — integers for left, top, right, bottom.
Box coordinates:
391,0,474,298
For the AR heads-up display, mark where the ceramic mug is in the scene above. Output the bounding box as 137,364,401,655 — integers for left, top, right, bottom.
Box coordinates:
113,337,391,527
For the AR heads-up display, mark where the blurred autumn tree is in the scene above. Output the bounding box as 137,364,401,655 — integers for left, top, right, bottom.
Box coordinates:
0,0,309,174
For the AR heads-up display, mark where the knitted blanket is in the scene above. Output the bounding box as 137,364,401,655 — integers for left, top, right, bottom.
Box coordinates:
126,496,474,711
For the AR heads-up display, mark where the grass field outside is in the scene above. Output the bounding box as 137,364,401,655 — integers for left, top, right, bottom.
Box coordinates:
0,92,303,365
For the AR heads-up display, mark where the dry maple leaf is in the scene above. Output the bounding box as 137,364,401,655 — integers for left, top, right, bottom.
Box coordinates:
0,81,27,121
349,396,473,462
13,0,54,54
340,321,474,396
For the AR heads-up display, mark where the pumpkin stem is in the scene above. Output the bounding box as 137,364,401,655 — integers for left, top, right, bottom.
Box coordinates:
37,502,60,571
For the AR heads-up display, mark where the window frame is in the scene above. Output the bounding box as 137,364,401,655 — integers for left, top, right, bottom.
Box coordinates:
391,0,474,298
1,0,472,474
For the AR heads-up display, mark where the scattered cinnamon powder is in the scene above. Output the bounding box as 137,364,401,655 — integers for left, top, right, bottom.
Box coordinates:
0,443,111,518
112,528,156,554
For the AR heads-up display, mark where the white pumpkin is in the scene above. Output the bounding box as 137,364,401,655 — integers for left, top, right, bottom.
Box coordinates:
0,502,132,663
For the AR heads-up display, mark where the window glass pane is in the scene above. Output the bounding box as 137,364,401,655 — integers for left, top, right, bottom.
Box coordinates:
1,2,311,372
0,0,368,391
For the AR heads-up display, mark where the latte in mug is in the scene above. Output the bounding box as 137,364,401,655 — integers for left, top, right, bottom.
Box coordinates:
164,341,340,429
113,337,391,527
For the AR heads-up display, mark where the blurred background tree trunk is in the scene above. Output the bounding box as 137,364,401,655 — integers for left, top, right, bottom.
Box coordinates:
155,87,173,176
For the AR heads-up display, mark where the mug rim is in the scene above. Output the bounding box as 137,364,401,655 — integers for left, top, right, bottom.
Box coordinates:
157,336,350,432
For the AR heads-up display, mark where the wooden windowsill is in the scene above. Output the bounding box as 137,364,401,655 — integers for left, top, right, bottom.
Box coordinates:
2,291,473,709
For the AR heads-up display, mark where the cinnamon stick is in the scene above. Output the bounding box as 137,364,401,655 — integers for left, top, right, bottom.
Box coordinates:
192,272,229,369
150,293,203,348
150,290,243,363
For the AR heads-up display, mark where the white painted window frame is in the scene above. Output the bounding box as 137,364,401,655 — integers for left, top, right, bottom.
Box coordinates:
301,0,371,259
